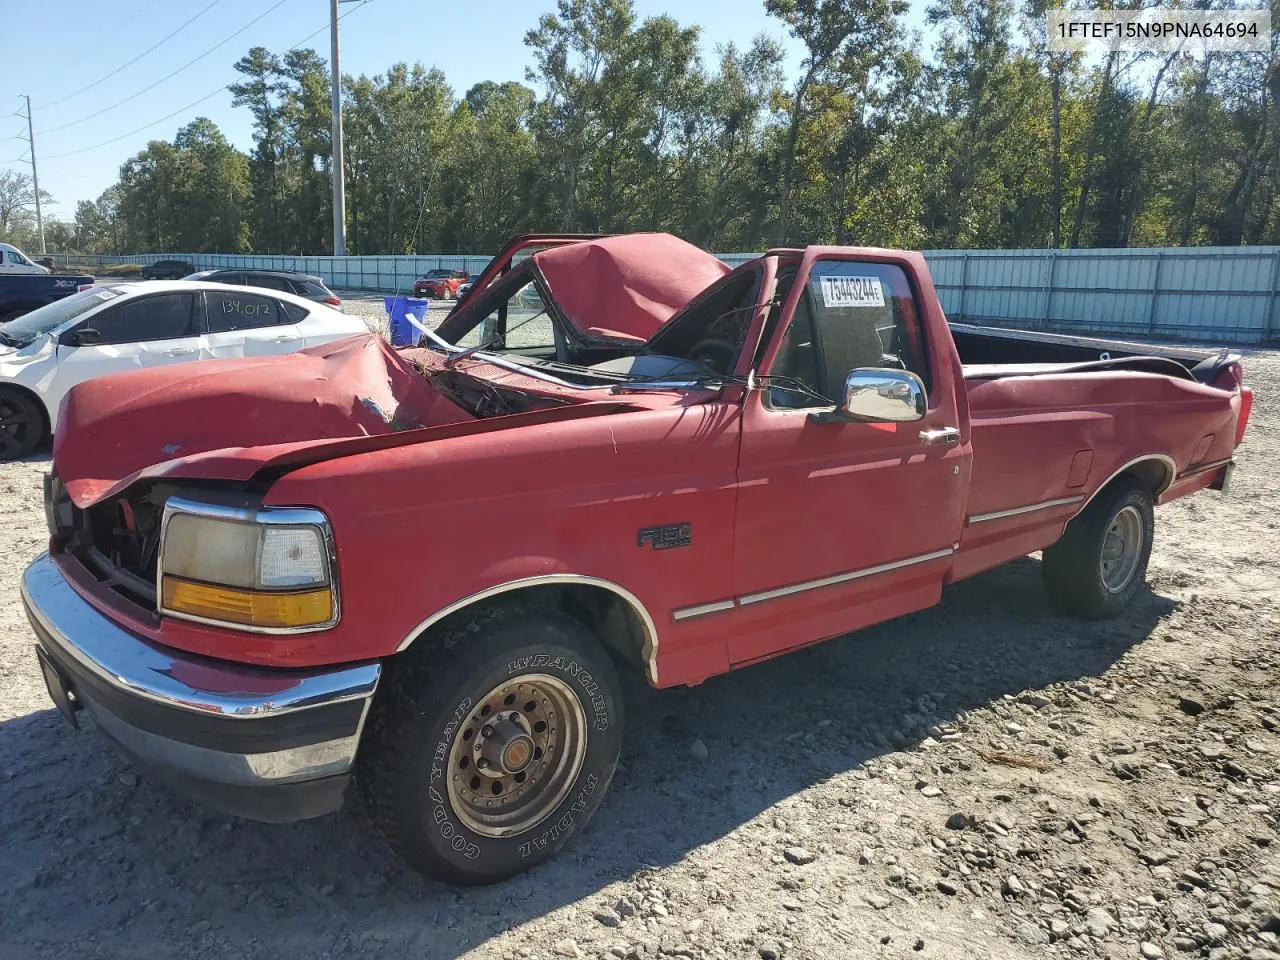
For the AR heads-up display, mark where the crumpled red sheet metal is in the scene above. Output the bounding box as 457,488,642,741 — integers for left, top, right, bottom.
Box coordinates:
532,233,729,340
55,334,473,507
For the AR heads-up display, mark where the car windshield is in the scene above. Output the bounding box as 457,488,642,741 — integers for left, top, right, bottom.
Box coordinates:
423,270,452,279
0,286,122,345
185,270,214,280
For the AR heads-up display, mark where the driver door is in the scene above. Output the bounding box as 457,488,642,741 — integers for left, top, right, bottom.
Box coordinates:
727,254,969,667
49,292,202,416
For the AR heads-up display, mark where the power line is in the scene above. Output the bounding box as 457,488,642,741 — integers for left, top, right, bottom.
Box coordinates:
42,0,295,135
26,0,165,89
73,0,167,56
41,0,226,110
41,2,370,163
42,87,231,160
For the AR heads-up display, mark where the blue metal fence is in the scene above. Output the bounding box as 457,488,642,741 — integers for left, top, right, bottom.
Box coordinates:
921,247,1280,344
72,245,1280,344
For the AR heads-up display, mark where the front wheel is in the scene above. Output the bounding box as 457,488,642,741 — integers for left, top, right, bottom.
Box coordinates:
357,606,624,884
0,389,46,460
1042,478,1154,619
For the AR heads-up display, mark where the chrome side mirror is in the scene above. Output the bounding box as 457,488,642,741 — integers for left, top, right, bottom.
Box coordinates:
839,368,926,422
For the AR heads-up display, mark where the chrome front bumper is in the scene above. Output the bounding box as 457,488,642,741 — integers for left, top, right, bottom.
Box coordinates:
22,553,381,822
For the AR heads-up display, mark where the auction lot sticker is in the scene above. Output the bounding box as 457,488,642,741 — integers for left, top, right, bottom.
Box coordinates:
820,275,885,309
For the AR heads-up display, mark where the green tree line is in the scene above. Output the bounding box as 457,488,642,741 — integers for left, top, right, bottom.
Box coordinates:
6,0,1280,255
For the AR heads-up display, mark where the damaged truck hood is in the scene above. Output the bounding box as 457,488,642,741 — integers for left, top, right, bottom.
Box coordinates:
531,233,730,341
54,335,479,507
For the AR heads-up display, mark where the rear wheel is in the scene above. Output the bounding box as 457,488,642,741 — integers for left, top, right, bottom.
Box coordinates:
1042,478,1154,619
0,389,45,460
357,605,624,884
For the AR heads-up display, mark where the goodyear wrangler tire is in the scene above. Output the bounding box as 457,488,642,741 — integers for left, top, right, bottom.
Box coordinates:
357,606,624,885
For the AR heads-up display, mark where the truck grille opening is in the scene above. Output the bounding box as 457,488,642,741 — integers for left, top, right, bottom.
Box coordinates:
46,473,161,612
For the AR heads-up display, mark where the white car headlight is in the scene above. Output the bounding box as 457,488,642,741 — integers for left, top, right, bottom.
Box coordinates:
158,500,337,631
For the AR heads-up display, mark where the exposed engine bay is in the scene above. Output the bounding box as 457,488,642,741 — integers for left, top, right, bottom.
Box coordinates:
419,366,575,419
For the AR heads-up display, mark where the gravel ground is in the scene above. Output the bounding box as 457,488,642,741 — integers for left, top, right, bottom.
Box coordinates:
0,341,1277,960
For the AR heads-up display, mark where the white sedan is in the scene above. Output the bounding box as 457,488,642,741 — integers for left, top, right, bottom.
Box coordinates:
0,280,369,459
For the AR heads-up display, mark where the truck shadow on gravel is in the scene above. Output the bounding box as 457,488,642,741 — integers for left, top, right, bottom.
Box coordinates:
0,556,1175,957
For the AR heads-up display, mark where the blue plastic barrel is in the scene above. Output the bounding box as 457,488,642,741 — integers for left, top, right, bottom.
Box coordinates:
384,296,431,347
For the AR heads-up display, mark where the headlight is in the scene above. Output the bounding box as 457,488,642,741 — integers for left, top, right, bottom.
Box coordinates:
158,499,337,631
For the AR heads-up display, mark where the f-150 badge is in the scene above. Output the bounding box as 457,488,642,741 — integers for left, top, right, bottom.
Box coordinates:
637,523,692,550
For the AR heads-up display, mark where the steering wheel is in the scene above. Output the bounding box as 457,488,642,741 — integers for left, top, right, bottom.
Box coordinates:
688,338,738,375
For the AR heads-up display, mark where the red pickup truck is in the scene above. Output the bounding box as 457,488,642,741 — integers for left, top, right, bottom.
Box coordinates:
24,233,1252,885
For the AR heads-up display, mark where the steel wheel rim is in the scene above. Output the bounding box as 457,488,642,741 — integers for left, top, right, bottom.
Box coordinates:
1101,504,1143,592
445,673,587,838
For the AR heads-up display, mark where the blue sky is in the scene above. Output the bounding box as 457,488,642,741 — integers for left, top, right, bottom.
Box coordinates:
0,0,929,218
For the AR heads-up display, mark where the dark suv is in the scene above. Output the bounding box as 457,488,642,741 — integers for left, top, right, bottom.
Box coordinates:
184,269,342,308
140,259,195,280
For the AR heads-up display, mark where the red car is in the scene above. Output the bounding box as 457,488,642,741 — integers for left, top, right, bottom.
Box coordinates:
413,268,469,299
25,232,1251,885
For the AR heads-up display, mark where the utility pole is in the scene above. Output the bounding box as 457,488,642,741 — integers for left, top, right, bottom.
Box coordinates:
21,95,46,255
1050,59,1062,250
329,0,347,256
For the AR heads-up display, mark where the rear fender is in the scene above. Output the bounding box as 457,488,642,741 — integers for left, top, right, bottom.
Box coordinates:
1072,454,1176,519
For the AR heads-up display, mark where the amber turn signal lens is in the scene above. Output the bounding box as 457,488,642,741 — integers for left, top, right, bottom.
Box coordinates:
161,577,333,629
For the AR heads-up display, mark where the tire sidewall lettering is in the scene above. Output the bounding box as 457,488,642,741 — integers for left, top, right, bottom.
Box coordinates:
428,694,479,861
427,668,609,861
516,772,600,859
400,629,623,880
426,648,614,865
507,653,611,732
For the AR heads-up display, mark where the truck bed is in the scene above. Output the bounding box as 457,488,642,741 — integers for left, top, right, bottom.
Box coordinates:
950,322,1238,385
949,322,1243,583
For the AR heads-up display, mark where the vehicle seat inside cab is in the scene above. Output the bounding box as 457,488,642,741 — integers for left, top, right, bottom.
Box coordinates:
768,278,913,409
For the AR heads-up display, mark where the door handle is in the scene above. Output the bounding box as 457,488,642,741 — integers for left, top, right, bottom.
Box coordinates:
164,347,196,357
273,335,299,343
919,426,961,444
